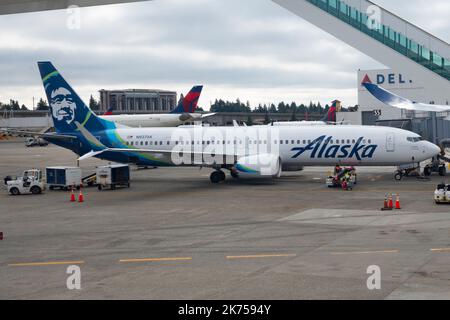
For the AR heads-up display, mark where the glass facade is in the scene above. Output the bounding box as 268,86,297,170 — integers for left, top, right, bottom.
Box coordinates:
306,0,450,81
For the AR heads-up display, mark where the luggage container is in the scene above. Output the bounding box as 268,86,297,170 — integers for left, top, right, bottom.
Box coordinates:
96,164,130,190
46,167,82,190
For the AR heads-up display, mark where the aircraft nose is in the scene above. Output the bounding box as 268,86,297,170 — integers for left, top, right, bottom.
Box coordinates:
426,142,441,157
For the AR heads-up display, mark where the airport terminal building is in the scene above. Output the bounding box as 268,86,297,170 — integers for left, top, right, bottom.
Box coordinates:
99,89,177,114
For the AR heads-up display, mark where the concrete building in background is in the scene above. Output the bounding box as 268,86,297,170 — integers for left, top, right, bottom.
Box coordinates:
99,89,177,114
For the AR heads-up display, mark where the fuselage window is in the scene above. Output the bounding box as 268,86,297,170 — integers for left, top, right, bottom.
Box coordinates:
368,139,372,144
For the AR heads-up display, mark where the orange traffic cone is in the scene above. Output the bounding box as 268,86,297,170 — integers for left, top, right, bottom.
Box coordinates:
388,194,394,209
381,194,389,211
395,194,401,210
78,187,84,203
70,187,76,202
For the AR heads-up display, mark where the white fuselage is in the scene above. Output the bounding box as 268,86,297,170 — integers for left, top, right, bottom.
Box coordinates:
108,125,440,167
272,121,327,126
99,113,203,128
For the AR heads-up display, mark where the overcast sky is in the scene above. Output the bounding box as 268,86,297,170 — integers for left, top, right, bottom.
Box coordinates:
0,0,449,110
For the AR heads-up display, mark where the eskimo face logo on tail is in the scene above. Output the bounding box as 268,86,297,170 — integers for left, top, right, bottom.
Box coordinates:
291,136,378,160
49,87,76,124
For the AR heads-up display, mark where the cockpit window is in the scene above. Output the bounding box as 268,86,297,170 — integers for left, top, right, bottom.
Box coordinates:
407,137,422,142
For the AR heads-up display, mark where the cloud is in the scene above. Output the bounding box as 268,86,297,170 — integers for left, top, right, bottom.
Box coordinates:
0,0,448,109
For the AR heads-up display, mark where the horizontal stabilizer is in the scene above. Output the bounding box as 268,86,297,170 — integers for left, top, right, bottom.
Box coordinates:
201,113,216,118
78,150,106,161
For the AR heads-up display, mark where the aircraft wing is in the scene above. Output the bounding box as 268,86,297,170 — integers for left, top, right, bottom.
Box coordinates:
201,113,216,118
362,82,450,112
78,147,243,163
0,128,77,140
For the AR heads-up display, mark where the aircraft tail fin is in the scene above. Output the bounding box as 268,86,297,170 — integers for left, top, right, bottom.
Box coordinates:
38,61,115,134
171,85,203,114
321,100,340,123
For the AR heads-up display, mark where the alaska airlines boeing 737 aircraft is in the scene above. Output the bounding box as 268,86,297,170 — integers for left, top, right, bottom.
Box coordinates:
5,62,440,183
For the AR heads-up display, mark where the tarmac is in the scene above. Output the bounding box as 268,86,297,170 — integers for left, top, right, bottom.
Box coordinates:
0,141,449,299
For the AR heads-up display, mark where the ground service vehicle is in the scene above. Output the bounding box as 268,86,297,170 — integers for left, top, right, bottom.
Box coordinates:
96,164,130,190
434,184,450,204
4,169,45,195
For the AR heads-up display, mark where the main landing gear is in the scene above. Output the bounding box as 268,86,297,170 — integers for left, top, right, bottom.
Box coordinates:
210,170,226,184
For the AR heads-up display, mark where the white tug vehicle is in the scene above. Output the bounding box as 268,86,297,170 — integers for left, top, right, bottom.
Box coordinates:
4,169,46,195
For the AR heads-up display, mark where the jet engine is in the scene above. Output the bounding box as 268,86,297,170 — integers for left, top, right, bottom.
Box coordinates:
234,154,282,179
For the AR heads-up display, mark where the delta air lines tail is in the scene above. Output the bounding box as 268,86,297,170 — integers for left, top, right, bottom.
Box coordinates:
170,85,203,114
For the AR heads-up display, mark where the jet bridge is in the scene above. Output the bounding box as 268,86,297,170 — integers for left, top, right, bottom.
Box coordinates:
272,0,450,93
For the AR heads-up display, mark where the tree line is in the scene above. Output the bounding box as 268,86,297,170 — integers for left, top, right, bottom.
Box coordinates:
1,96,357,114
210,99,353,114
0,95,101,112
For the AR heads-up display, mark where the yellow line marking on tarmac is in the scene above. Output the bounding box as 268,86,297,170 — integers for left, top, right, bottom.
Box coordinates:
8,261,85,267
330,250,399,255
226,253,297,260
430,248,450,253
119,257,193,263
